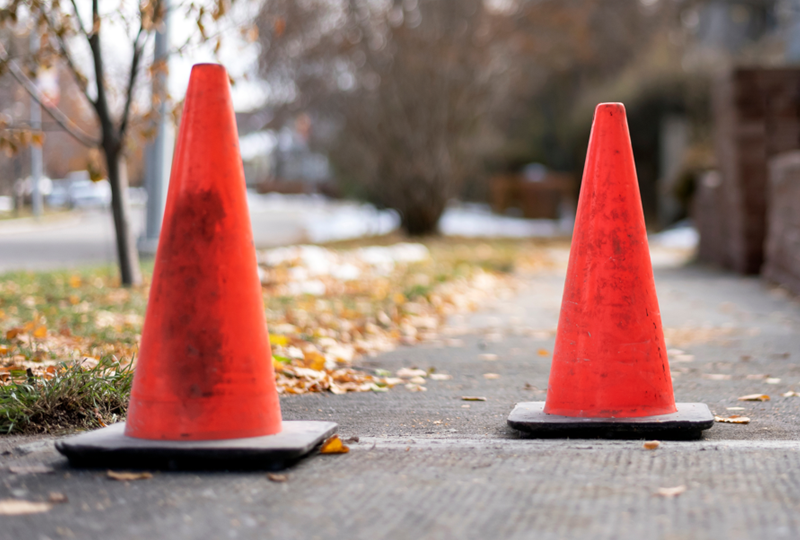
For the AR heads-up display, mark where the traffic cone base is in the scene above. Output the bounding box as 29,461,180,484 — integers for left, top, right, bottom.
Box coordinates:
507,103,714,439
56,421,337,471
507,402,713,439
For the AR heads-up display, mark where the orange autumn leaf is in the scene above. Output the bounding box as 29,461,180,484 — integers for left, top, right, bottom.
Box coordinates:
107,471,153,481
33,326,47,339
303,351,326,371
320,435,349,454
5,328,21,340
68,275,81,288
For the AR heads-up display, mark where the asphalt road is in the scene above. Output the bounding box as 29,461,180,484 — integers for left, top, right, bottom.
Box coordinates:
2,250,800,539
0,203,312,273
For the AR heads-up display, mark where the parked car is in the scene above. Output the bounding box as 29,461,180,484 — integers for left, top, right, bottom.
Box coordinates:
68,180,112,209
47,181,71,208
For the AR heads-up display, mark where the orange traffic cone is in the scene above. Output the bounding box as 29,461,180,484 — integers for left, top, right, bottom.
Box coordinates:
57,64,336,468
507,103,713,438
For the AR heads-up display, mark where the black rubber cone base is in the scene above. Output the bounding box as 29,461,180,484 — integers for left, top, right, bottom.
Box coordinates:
508,402,714,440
56,421,337,471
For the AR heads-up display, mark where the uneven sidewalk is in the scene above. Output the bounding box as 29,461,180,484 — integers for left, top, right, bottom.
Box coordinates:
3,248,800,540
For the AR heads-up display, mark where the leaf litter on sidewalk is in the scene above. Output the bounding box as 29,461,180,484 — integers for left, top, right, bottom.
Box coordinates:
0,238,557,433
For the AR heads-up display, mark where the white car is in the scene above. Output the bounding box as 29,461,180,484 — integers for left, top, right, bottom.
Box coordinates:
67,180,112,209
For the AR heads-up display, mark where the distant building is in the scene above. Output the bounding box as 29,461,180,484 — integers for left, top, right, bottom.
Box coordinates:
273,122,331,187
235,110,332,192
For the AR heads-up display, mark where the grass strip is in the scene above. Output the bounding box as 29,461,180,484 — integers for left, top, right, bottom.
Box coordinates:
0,357,132,434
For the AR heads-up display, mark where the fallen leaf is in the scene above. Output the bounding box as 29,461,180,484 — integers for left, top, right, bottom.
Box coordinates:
320,435,349,454
269,334,288,347
537,349,549,356
726,406,745,411
32,326,47,339
655,485,686,497
68,275,81,288
107,471,153,481
673,354,695,363
765,378,781,385
479,354,498,361
715,415,751,424
428,373,452,381
408,376,426,384
47,492,68,504
396,368,427,378
738,394,770,402
642,441,661,450
302,351,326,371
0,499,52,515
5,328,22,340
461,396,487,401
783,391,800,397
702,374,732,380
266,473,288,482
9,464,54,475
0,345,8,355
404,383,427,392
483,373,500,380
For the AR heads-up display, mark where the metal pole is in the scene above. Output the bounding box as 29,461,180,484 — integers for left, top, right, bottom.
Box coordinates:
140,0,172,255
30,29,43,218
788,0,800,63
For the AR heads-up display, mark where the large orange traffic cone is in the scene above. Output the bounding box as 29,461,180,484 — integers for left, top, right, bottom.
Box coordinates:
507,103,713,438
57,64,336,468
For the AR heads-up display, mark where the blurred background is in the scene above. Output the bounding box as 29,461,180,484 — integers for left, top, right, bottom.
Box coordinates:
0,0,799,294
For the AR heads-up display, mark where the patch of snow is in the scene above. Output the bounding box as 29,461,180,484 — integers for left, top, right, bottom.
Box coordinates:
650,224,699,250
356,243,430,274
287,279,327,296
304,203,400,243
439,205,566,237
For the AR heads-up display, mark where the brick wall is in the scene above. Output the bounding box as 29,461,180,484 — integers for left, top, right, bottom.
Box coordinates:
764,151,800,295
699,68,800,274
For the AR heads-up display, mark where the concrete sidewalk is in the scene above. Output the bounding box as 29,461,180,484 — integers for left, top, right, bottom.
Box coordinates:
2,249,800,539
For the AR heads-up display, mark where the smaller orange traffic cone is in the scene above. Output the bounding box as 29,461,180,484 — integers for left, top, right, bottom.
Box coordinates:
56,64,336,469
507,103,713,438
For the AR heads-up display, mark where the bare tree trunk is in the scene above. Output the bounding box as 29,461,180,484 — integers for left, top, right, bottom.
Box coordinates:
105,148,142,287
393,176,448,236
399,203,446,236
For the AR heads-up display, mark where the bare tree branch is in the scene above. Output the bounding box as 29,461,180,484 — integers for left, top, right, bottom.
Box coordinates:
69,0,89,38
88,0,114,147
0,47,100,147
118,24,148,140
38,6,96,109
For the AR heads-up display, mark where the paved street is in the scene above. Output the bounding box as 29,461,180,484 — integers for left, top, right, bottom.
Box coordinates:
2,247,800,539
0,204,310,273
0,196,394,273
